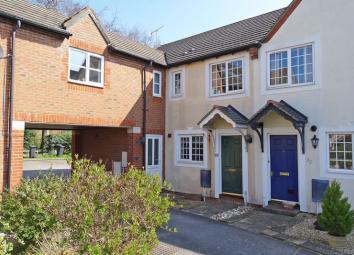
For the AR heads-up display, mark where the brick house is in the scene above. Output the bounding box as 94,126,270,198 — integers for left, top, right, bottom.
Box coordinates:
0,0,167,191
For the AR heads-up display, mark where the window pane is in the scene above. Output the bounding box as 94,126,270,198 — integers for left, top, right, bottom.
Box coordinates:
70,66,86,81
180,137,190,160
191,136,203,162
269,51,288,86
90,56,102,69
154,139,159,165
291,45,313,85
148,139,153,166
328,134,353,170
211,63,226,95
89,70,101,83
154,72,161,95
174,72,181,96
228,60,243,92
70,50,86,67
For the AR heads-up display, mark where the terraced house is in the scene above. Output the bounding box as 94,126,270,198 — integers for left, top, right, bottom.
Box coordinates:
0,0,166,190
1,0,354,213
161,0,354,213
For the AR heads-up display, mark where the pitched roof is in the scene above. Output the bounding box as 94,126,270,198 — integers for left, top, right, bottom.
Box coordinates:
159,8,287,66
248,100,308,126
0,0,69,36
198,105,249,127
108,32,166,66
0,0,165,65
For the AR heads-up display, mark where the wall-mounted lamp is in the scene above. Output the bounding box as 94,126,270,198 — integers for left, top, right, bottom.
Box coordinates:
244,134,253,144
311,135,319,149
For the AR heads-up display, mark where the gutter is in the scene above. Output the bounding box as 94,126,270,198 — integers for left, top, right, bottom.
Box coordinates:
0,11,71,37
141,60,153,169
6,20,21,190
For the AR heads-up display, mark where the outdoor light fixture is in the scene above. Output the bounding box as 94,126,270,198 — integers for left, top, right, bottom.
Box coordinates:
311,135,319,149
244,134,253,144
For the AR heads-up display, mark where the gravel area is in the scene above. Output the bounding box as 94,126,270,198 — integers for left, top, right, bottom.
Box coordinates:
284,216,354,254
210,206,253,221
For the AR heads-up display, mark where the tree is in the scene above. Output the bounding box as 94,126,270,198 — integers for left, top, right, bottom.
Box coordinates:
318,180,354,236
31,0,159,47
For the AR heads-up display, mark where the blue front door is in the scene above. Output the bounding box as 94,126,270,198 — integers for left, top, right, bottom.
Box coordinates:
270,135,298,202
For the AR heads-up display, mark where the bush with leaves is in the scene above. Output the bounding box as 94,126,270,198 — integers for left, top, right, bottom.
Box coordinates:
0,175,64,252
0,234,13,255
49,158,174,254
318,180,354,236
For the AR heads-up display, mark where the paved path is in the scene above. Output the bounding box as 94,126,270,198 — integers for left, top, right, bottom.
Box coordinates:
155,210,319,255
23,159,71,179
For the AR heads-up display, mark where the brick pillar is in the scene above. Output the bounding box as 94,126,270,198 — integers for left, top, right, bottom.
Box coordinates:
9,121,25,191
127,127,143,169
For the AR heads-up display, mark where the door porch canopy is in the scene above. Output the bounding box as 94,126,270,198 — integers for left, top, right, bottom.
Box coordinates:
248,100,308,153
198,105,249,129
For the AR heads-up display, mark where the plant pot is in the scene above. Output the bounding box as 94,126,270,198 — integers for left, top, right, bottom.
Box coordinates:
325,234,348,249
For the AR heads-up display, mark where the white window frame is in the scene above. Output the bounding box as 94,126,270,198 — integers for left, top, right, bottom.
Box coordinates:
172,71,183,98
153,70,162,97
326,132,354,174
209,58,245,97
68,47,104,88
174,130,208,168
266,43,315,89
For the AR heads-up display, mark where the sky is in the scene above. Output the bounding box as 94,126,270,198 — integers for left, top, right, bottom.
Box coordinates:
87,0,292,45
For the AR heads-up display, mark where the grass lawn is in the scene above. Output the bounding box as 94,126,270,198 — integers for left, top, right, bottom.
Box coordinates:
23,152,71,160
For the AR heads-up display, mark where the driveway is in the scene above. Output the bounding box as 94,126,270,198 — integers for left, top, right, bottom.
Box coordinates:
155,210,319,255
23,158,71,179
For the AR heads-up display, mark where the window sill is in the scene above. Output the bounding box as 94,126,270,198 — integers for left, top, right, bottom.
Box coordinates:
207,90,247,100
327,169,354,175
267,82,316,90
68,79,104,88
175,161,205,168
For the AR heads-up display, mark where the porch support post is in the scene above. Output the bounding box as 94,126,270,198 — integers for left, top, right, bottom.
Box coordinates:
251,123,264,152
294,123,305,154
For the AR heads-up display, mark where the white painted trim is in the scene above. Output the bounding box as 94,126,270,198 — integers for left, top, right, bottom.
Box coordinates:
204,53,249,100
214,129,249,202
198,109,237,129
173,129,208,169
260,35,322,95
145,134,163,177
153,70,162,97
68,47,104,88
261,129,307,212
12,121,25,131
319,127,354,180
127,127,141,134
169,67,185,100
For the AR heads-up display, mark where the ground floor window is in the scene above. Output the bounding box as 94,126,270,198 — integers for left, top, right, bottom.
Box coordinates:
328,133,353,171
178,134,204,163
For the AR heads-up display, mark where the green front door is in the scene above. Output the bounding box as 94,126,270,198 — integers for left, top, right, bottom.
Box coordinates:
222,136,242,194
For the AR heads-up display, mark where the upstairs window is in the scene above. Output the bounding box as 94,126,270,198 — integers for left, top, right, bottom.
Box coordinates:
268,44,314,88
210,59,243,96
173,71,182,97
69,48,104,87
153,70,162,97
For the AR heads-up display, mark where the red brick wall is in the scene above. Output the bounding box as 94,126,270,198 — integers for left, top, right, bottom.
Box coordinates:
74,127,129,171
0,13,166,190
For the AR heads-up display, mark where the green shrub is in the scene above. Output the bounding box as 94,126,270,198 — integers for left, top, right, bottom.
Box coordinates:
318,180,354,236
24,130,39,151
0,234,13,255
0,175,64,252
50,158,174,254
